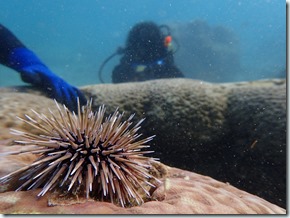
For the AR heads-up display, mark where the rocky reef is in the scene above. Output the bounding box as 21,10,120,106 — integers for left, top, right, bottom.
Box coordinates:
0,144,285,214
0,78,286,213
170,20,241,82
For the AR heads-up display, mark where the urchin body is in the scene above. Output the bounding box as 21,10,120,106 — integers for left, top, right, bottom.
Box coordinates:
0,100,160,207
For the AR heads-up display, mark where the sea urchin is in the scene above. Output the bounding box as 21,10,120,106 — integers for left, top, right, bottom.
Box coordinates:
0,99,161,207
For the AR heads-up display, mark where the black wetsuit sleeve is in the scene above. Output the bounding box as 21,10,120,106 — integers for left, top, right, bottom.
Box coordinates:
0,24,25,66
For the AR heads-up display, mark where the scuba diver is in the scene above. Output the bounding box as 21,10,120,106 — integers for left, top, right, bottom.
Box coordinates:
0,24,86,112
98,21,184,83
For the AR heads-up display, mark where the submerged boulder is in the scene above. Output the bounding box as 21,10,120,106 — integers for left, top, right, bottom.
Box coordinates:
0,144,285,214
0,78,286,208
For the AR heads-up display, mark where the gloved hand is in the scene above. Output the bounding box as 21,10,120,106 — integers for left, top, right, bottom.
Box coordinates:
8,47,87,112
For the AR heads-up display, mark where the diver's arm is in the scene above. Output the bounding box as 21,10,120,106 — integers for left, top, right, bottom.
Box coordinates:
0,24,86,112
0,24,24,65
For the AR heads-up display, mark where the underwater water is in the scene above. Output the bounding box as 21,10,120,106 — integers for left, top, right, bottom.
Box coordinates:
0,0,287,212
0,0,286,86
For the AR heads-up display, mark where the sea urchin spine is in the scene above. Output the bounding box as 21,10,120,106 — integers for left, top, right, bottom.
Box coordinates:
0,99,161,207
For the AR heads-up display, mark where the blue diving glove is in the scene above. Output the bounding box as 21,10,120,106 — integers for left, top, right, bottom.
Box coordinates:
8,47,87,112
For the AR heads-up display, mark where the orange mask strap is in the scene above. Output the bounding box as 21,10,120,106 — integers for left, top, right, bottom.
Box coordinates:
164,35,172,47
